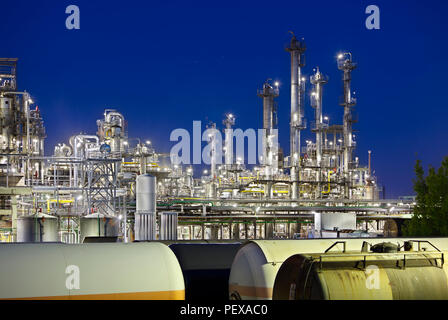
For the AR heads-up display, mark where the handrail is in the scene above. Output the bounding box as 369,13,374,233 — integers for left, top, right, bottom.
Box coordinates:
315,251,445,270
324,241,346,253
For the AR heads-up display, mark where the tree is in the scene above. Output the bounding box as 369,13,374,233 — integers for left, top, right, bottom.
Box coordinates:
403,157,448,236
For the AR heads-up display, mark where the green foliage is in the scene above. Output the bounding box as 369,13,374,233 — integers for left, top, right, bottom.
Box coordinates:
403,157,448,236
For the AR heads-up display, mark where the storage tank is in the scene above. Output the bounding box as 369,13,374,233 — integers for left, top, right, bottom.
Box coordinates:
273,247,448,300
80,213,119,243
0,242,184,300
135,174,156,240
228,238,448,300
17,213,58,242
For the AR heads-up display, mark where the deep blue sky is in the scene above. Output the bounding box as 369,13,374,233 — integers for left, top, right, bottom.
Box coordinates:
1,0,447,197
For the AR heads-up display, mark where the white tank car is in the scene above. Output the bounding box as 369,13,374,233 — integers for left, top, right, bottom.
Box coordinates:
228,238,448,300
0,242,185,300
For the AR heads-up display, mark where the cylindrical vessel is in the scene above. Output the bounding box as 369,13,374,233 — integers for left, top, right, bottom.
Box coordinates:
228,238,448,300
160,212,178,240
17,213,58,243
273,250,448,300
80,213,119,243
136,174,156,213
135,174,157,240
0,242,184,300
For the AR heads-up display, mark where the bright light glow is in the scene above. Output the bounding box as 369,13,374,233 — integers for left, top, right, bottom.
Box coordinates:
274,81,279,87
118,215,123,220
146,140,151,145
228,113,233,118
324,116,329,121
203,170,208,174
77,195,83,200
311,92,316,96
123,141,128,146
337,53,344,59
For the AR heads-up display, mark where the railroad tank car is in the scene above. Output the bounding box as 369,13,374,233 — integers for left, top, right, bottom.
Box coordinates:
273,242,448,300
228,238,448,300
0,242,184,300
169,242,241,300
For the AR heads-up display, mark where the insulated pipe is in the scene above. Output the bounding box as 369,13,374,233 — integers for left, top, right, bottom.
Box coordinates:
69,135,100,187
105,111,124,129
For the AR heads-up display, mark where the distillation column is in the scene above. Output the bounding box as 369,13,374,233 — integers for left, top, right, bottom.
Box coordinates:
337,53,357,198
286,32,306,199
223,114,235,170
310,68,328,167
206,122,219,198
258,80,279,180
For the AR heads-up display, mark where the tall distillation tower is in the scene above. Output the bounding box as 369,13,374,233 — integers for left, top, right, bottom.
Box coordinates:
286,32,306,199
310,67,328,197
223,113,235,171
337,53,357,198
258,80,279,180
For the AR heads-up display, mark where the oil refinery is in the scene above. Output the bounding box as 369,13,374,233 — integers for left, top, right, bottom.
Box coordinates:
0,34,438,301
0,35,413,244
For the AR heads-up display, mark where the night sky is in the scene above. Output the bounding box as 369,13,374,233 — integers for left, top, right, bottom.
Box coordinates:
1,0,447,198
